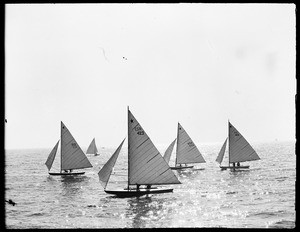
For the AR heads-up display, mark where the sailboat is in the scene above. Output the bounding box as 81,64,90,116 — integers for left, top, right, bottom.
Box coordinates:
86,138,100,156
45,121,93,175
168,123,206,170
216,121,260,170
98,107,181,197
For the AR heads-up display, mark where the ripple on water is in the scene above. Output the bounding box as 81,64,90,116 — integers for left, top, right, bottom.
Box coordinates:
5,142,296,228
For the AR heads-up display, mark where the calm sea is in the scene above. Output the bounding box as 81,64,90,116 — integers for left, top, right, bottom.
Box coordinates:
5,141,295,228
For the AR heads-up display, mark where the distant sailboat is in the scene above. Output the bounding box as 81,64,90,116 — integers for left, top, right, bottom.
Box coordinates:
216,121,260,170
86,138,100,156
98,107,181,197
168,123,205,170
45,122,93,175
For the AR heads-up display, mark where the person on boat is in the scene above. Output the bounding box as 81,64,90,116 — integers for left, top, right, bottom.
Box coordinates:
232,163,235,167
237,162,240,167
136,184,140,191
69,169,72,173
146,185,151,190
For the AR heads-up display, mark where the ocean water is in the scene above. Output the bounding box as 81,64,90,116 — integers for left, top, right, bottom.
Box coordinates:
5,141,295,228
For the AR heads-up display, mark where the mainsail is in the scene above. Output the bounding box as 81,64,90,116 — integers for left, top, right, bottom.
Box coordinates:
61,122,93,170
128,109,181,185
86,138,98,154
98,138,125,189
176,123,206,165
228,122,260,163
163,139,176,164
45,140,60,171
216,138,227,164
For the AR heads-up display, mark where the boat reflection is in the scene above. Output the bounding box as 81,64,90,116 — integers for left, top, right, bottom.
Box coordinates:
126,195,172,228
60,175,89,197
176,168,201,178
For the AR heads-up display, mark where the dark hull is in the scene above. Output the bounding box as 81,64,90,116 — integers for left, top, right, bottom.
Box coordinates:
220,166,249,170
104,188,173,197
49,172,85,176
170,165,194,170
123,186,158,190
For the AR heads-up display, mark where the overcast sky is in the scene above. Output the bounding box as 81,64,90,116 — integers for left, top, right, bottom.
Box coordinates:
5,4,296,149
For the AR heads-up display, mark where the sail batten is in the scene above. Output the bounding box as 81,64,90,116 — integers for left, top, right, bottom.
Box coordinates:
45,140,60,171
228,122,260,163
163,139,176,164
128,110,181,185
216,138,227,164
61,122,93,170
98,139,125,189
176,123,206,164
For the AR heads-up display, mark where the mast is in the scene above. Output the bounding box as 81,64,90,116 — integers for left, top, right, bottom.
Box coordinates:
228,120,230,167
60,121,93,171
127,109,181,186
127,106,130,190
87,138,98,154
175,122,179,166
176,122,205,165
228,121,260,163
60,121,63,172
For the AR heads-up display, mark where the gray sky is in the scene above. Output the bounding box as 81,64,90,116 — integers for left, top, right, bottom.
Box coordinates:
5,4,296,149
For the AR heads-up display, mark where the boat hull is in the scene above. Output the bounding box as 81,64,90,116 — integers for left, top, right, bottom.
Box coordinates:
104,188,173,197
49,172,85,176
220,166,249,170
170,165,194,170
123,186,158,190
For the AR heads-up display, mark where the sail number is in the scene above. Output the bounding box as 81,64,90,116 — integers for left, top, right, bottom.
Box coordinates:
135,126,144,135
71,143,78,149
234,132,240,136
187,142,194,147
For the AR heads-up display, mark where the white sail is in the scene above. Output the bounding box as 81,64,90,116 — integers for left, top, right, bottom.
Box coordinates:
176,123,206,164
45,140,59,171
128,109,181,185
86,138,98,154
228,122,260,163
163,138,176,164
216,138,227,164
98,138,125,189
61,122,93,170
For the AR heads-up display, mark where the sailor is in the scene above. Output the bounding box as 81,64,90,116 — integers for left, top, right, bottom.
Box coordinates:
232,163,236,167
237,162,240,167
136,184,140,191
146,185,151,190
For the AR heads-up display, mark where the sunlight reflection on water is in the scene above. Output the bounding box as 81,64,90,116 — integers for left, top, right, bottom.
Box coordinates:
5,141,295,228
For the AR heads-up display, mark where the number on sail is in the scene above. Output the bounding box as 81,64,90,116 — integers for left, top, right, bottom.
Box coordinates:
128,110,181,185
